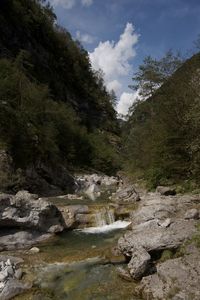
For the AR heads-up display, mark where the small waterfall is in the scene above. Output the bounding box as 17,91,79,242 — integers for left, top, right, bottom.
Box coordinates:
94,207,115,227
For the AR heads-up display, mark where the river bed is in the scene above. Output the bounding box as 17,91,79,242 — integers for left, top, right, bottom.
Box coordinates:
10,186,140,299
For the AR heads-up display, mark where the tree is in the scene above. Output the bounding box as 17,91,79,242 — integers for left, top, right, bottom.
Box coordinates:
129,50,184,100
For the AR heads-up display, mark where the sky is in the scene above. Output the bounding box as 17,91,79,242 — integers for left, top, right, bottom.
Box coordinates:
49,0,200,115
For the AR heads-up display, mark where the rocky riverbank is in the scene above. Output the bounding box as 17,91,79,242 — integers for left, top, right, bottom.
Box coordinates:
117,187,200,299
1,174,200,299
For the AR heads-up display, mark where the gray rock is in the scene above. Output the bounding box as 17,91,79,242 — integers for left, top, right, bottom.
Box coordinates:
0,192,64,233
0,230,53,251
118,219,196,255
157,218,171,228
15,190,38,201
57,205,89,229
117,266,132,281
112,186,140,204
139,252,200,300
29,247,40,254
14,269,22,280
118,219,197,279
184,208,199,220
156,186,176,196
128,247,151,280
0,278,31,300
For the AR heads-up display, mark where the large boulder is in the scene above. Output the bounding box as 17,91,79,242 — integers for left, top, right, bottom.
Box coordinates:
0,256,31,300
57,205,89,228
139,250,200,300
0,230,53,251
0,191,64,233
112,186,140,204
118,219,197,279
156,186,176,196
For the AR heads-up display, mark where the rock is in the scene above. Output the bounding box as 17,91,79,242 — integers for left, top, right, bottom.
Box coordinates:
139,251,200,300
112,186,140,204
6,266,14,276
29,247,40,254
127,247,151,280
118,219,197,279
156,186,176,196
15,190,38,201
0,230,53,251
76,173,119,190
14,269,22,280
157,218,171,228
117,267,133,281
119,219,197,256
24,163,76,196
0,256,23,266
184,208,199,220
0,278,31,300
0,271,8,282
0,192,64,233
58,205,89,229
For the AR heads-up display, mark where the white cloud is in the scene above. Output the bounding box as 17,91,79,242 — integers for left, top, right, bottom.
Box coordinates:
89,23,139,81
117,92,138,115
76,31,94,44
81,0,93,7
50,0,93,9
107,80,122,94
89,23,139,115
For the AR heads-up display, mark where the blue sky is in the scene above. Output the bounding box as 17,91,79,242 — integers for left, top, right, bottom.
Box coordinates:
49,0,200,115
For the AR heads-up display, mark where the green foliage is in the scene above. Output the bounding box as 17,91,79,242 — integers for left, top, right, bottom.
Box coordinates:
0,0,118,132
89,131,120,175
129,50,184,99
0,0,120,177
123,52,200,188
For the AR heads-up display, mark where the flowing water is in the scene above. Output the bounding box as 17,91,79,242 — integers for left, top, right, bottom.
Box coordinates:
13,187,140,300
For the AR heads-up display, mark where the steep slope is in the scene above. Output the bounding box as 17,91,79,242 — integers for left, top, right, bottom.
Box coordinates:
0,0,120,194
123,52,200,188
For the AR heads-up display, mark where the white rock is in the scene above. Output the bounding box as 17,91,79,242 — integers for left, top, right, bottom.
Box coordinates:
157,218,171,228
29,247,40,254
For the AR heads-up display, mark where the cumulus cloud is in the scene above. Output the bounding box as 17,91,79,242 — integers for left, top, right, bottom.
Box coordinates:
117,92,138,115
50,0,93,9
89,23,139,81
107,80,122,94
76,31,95,44
89,23,139,115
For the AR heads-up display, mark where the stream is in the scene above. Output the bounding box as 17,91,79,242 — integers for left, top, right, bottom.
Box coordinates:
11,185,139,300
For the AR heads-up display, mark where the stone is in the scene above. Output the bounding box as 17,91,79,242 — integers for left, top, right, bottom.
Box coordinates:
0,192,64,233
0,278,31,300
157,218,171,228
14,269,22,280
0,230,53,251
184,208,199,220
117,267,133,281
139,251,200,300
127,247,151,280
15,190,38,201
112,185,140,204
156,186,176,196
29,247,40,254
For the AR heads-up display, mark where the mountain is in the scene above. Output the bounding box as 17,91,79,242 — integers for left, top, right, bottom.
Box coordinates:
123,52,200,189
0,0,120,195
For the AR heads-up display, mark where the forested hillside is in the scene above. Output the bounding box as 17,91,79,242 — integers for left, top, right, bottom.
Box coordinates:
123,51,200,189
0,0,120,194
